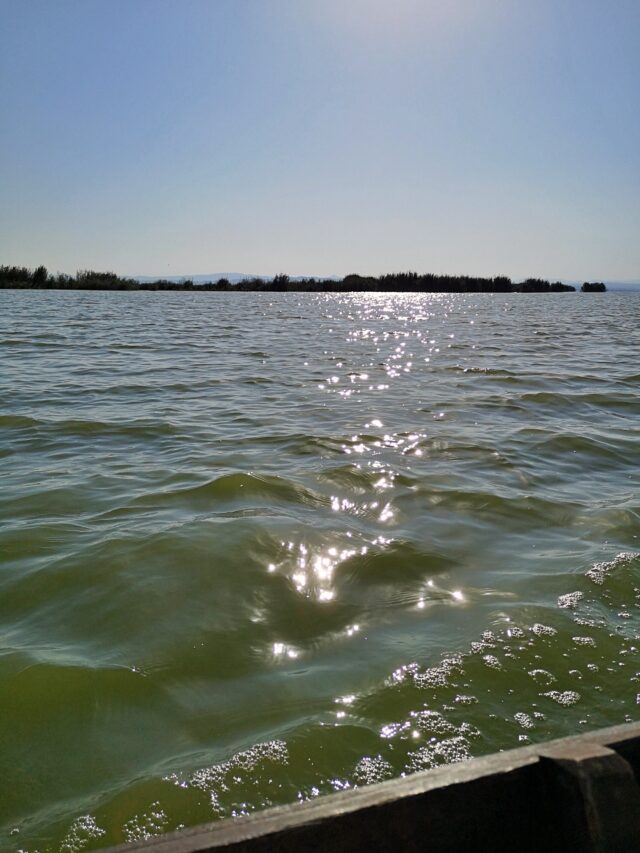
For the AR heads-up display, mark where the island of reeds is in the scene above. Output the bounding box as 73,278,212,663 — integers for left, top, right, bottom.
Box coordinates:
0,266,607,293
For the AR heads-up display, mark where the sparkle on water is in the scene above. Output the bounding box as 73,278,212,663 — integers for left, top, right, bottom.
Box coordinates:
0,290,639,851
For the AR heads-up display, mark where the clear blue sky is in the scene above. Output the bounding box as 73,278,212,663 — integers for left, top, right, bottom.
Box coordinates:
1,0,639,280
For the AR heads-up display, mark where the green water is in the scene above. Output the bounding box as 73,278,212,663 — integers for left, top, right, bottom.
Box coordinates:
1,291,638,851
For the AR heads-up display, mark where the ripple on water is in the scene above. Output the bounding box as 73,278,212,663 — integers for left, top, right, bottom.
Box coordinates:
1,291,639,851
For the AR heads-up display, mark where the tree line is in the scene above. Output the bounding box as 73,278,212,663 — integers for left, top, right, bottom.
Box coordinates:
0,265,606,293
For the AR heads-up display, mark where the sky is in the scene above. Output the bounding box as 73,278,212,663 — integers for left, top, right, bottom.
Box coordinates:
1,0,639,281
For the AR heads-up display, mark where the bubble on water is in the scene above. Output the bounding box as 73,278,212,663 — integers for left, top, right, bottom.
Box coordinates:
557,591,584,609
233,741,288,771
458,722,482,740
586,552,639,585
573,615,603,628
528,669,557,685
388,661,420,685
406,736,471,772
531,624,558,637
380,720,410,739
122,803,168,844
514,712,534,730
543,690,581,707
382,706,480,754
413,655,463,689
572,636,596,646
353,755,394,785
482,654,502,670
164,740,289,816
59,816,106,853
454,694,478,705
470,636,496,654
409,710,458,736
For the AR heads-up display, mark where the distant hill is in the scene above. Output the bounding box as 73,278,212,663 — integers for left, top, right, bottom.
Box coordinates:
602,281,640,292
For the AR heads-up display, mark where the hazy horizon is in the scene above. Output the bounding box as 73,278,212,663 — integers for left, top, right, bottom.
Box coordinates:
1,1,639,281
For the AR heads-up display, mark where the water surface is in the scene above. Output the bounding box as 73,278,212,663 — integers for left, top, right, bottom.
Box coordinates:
1,291,638,851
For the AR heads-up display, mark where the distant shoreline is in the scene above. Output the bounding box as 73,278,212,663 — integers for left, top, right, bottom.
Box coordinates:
0,266,608,293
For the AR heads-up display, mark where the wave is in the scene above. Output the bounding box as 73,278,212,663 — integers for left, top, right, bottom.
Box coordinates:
21,550,639,851
0,415,180,439
526,432,637,465
131,472,327,510
405,487,582,528
519,390,639,411
335,541,455,587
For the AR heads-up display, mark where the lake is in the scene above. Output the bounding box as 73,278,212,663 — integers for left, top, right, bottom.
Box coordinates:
1,290,638,851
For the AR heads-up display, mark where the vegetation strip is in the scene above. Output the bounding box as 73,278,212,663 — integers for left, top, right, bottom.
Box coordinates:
0,266,607,292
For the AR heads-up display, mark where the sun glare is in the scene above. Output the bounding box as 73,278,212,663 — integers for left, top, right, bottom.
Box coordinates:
310,0,496,48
